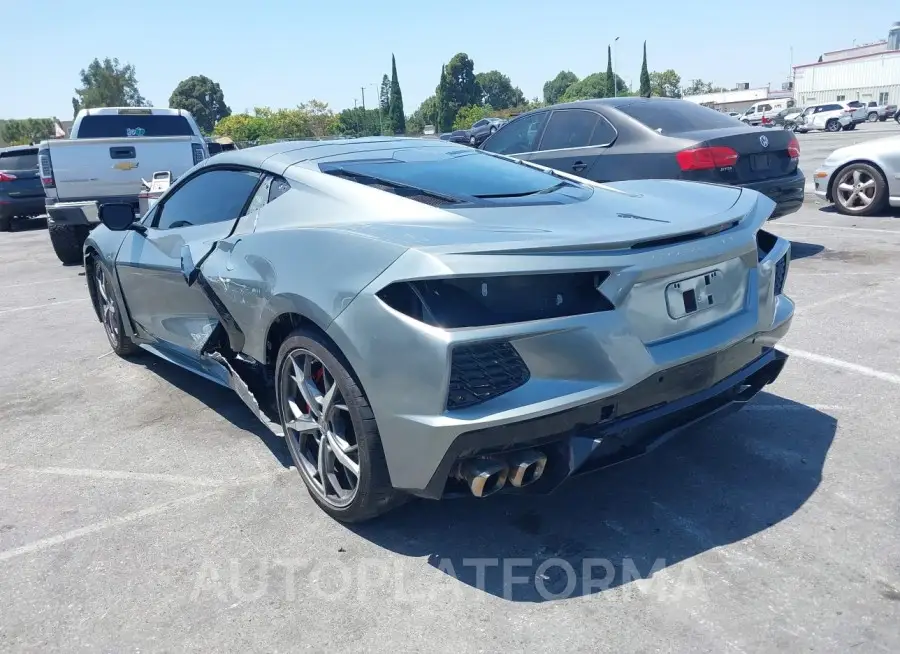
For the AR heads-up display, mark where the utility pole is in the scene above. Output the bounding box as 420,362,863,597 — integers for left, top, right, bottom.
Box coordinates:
361,87,366,111
613,36,620,97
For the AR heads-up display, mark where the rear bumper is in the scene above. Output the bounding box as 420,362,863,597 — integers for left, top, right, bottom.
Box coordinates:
741,170,805,219
46,195,140,228
0,196,45,219
423,339,791,499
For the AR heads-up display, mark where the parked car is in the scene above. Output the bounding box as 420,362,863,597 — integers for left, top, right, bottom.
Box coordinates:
859,100,898,122
468,117,507,146
439,129,471,145
840,102,867,129
0,145,45,232
38,107,209,264
84,137,793,522
793,103,853,133
480,97,804,219
812,134,900,216
739,99,795,126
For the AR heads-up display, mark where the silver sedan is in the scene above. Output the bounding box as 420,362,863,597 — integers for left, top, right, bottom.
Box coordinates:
813,135,900,215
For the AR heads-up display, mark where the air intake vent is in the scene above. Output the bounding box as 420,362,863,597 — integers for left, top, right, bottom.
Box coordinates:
447,341,530,410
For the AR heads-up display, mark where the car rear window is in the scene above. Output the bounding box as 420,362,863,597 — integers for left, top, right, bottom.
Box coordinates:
321,148,572,201
617,100,742,134
75,115,194,138
0,149,38,170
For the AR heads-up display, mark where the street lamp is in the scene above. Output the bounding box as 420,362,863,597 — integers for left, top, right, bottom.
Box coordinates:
613,36,620,97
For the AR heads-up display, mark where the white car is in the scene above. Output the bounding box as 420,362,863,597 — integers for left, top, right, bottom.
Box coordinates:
794,103,854,133
840,102,868,129
813,135,900,215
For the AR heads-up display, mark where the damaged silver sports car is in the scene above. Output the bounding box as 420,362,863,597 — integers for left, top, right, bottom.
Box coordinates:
84,137,794,523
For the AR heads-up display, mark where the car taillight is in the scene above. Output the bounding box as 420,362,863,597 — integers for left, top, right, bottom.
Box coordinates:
787,136,800,159
192,143,206,165
675,146,739,171
0,172,17,182
39,149,55,188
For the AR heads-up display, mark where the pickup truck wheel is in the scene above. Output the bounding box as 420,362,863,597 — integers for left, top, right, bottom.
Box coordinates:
0,216,10,232
49,224,89,265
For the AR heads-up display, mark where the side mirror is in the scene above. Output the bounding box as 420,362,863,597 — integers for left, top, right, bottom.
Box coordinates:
98,202,140,232
180,244,200,287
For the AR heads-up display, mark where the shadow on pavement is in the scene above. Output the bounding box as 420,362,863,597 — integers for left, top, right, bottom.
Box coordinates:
790,241,825,259
133,354,293,469
10,216,48,232
350,394,837,602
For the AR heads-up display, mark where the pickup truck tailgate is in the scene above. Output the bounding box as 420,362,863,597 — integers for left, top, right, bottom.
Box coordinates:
48,136,198,200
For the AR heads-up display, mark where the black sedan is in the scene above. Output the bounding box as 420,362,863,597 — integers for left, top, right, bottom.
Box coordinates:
480,97,804,219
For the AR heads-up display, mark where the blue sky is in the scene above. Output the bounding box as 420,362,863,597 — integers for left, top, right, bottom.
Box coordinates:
3,0,897,120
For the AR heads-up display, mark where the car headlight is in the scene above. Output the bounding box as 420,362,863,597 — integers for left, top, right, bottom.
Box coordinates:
377,272,615,328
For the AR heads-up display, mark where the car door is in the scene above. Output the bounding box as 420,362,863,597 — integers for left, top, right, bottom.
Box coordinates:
479,110,550,157
523,109,616,180
114,166,263,359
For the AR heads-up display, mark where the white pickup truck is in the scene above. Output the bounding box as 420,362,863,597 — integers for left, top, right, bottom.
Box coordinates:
38,107,208,264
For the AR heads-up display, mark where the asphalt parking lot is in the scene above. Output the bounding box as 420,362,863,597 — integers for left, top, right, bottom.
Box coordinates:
1,184,900,651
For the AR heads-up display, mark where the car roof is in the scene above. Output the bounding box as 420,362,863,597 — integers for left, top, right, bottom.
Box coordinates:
508,96,689,119
210,136,463,172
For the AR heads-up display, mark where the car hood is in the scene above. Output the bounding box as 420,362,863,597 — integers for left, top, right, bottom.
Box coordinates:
338,179,766,254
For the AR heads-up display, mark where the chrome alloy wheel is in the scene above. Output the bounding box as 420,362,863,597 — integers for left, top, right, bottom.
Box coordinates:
280,348,360,507
95,264,120,348
835,167,877,212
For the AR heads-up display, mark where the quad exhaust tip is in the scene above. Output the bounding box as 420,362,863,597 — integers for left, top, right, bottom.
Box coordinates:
455,449,548,498
507,449,548,488
456,457,509,498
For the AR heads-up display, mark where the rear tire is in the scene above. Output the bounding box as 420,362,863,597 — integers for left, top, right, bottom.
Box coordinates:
868,112,878,122
275,327,405,523
49,223,88,265
826,119,841,132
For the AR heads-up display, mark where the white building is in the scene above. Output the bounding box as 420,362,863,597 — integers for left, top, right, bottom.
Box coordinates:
793,23,900,106
682,86,793,113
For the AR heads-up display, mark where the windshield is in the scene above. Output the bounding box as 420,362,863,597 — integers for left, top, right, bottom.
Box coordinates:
75,114,194,138
321,148,569,199
618,100,743,133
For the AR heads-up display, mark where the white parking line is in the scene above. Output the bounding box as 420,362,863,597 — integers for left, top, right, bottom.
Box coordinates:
778,222,900,235
780,346,900,386
0,278,82,289
0,298,88,315
0,488,222,563
0,464,227,487
0,470,289,564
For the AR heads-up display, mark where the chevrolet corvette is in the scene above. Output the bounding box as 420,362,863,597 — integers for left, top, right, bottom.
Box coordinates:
84,137,794,522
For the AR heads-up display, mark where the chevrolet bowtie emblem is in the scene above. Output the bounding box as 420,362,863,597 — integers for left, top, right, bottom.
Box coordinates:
113,161,139,170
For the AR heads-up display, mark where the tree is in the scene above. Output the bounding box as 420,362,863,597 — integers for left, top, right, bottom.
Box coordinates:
438,53,481,129
639,42,651,98
649,70,682,98
559,72,627,102
168,75,231,134
682,79,728,96
452,105,494,131
476,71,525,110
72,57,148,116
407,95,439,134
379,74,390,113
299,99,339,138
338,107,383,136
606,46,615,97
543,71,579,104
387,54,405,134
0,118,56,145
